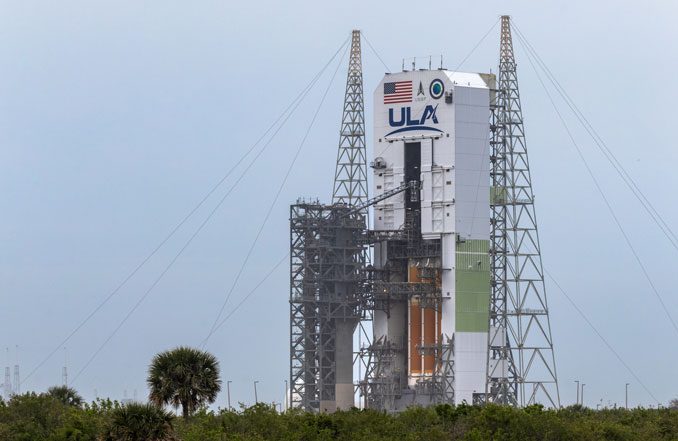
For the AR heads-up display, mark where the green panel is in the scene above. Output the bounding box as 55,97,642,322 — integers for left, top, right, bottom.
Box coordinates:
455,239,490,333
455,240,490,271
490,186,507,205
455,272,490,332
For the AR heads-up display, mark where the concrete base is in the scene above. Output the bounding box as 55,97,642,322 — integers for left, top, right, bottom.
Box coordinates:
319,400,336,413
335,320,356,411
335,383,354,410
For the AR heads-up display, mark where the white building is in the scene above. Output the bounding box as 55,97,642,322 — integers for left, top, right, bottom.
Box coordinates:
370,69,493,408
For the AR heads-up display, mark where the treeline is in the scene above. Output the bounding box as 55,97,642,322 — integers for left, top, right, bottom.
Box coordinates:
0,391,676,441
3,347,674,440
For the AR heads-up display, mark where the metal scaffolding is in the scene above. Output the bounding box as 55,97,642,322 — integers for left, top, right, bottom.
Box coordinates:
485,15,560,408
361,207,455,411
360,335,402,411
3,366,10,399
290,29,370,413
289,202,365,412
332,30,368,209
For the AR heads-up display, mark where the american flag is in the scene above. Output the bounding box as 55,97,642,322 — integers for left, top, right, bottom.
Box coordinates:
383,81,412,104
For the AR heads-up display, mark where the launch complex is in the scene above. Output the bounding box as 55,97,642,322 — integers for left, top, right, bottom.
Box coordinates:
289,16,560,413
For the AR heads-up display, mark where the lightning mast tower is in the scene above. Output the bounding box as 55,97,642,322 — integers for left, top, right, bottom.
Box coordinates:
3,348,11,399
332,30,368,209
13,345,20,395
332,28,370,406
486,15,560,407
289,30,367,413
331,28,369,408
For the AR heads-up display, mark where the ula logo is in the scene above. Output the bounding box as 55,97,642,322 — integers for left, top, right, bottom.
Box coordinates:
386,104,442,136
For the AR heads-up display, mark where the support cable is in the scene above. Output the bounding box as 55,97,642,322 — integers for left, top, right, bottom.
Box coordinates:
545,270,659,404
449,17,500,74
211,253,289,335
201,42,350,347
67,38,350,384
512,22,678,252
514,32,678,337
361,32,391,72
22,69,323,388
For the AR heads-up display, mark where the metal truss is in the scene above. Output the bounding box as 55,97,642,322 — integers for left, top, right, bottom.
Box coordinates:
438,336,455,404
371,281,439,308
485,16,560,408
363,220,454,410
289,202,365,411
386,240,441,260
486,96,519,406
412,334,455,405
332,30,368,209
363,330,455,411
3,366,11,399
290,29,372,412
360,336,402,411
331,30,372,411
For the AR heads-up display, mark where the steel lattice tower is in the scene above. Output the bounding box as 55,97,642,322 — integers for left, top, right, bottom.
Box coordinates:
3,348,11,399
332,30,368,209
289,30,367,413
333,29,371,405
486,16,560,408
13,364,19,396
3,368,10,399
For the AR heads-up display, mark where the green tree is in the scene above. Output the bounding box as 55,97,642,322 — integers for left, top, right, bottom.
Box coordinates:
101,403,175,441
0,392,66,440
147,347,221,419
47,386,84,407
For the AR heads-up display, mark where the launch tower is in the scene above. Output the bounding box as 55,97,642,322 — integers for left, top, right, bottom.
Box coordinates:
289,17,559,412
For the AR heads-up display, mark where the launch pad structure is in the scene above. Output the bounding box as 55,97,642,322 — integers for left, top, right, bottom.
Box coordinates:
289,17,559,413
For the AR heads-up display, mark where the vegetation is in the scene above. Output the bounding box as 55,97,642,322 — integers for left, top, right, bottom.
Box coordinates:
147,346,222,419
0,393,676,441
0,351,673,440
47,385,84,407
101,402,176,441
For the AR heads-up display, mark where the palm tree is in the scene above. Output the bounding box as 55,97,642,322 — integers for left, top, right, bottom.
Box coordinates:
102,402,176,441
147,346,221,419
46,385,83,407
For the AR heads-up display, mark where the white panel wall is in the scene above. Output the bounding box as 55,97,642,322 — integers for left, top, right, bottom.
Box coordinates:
454,332,489,403
440,233,456,339
451,84,491,403
454,86,491,240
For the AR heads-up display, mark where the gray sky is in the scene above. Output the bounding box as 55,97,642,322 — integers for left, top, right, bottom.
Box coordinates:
1,0,676,409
